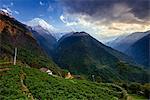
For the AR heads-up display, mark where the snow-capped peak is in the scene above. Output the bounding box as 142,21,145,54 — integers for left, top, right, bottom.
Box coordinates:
26,18,69,40
27,18,55,33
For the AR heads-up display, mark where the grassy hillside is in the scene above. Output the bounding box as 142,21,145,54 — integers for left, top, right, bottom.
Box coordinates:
0,65,128,100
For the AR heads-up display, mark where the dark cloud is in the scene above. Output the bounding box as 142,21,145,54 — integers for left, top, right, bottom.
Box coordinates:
129,0,150,19
61,0,150,22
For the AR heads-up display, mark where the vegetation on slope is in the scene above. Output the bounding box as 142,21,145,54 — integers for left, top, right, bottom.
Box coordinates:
0,65,128,100
0,65,28,99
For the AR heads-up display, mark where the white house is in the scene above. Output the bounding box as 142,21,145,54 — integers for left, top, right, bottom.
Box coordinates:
40,67,53,75
46,69,53,75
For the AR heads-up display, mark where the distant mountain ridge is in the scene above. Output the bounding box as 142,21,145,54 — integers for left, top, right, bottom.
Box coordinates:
108,30,150,67
110,31,150,52
125,34,150,67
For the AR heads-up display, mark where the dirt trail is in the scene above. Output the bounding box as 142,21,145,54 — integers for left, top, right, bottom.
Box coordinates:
0,62,13,66
0,62,34,99
20,68,34,100
0,68,11,72
127,96,132,100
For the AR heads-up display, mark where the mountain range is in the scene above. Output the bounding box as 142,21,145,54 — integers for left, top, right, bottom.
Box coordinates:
1,9,150,99
0,10,149,83
53,31,149,83
108,31,150,68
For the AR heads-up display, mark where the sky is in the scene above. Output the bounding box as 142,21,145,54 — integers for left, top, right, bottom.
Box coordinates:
0,0,150,42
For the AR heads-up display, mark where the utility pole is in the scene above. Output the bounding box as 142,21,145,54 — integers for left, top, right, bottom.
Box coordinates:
13,47,17,65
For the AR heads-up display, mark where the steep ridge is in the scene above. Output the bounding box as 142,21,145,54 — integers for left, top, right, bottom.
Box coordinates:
31,26,57,56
